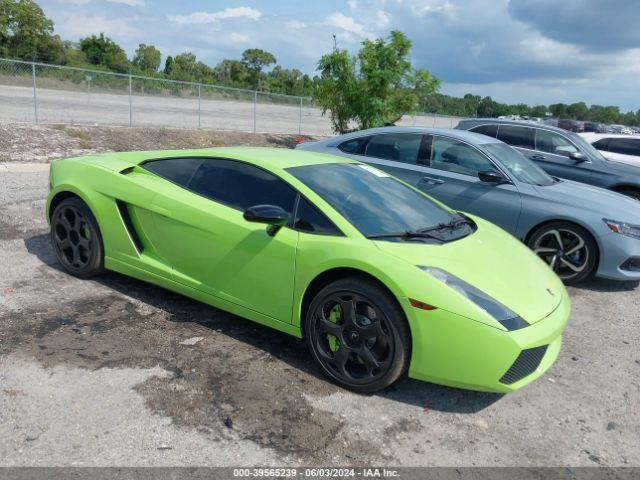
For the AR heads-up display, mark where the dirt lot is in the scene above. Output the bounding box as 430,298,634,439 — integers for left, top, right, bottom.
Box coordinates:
1,124,639,467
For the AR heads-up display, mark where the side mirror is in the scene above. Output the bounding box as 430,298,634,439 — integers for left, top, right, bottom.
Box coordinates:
243,204,289,236
478,170,508,184
569,151,587,163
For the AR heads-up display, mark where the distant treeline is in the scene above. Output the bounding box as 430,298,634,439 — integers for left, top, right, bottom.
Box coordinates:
1,0,638,126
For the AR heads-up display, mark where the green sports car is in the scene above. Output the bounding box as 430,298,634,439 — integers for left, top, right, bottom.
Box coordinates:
46,147,570,393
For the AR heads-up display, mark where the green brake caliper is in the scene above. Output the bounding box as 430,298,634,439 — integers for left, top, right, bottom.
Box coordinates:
327,304,341,353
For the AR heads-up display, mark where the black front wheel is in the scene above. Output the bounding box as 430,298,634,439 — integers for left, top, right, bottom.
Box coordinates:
304,277,411,393
50,197,105,278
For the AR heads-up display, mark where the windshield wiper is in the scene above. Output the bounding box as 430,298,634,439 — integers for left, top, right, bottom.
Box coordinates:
366,230,442,241
417,214,474,234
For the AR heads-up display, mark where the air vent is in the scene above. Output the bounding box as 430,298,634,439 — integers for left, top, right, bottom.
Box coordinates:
115,200,143,253
499,345,548,385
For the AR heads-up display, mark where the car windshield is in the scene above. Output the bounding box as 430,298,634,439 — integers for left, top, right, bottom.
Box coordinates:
483,143,555,186
287,163,457,238
566,131,608,161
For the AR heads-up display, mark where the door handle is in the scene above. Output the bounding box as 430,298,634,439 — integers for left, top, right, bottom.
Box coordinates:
420,176,445,185
530,154,546,161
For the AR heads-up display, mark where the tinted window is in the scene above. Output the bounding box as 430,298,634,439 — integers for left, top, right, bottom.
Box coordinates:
608,138,640,156
470,124,498,138
484,143,554,186
364,133,423,164
496,126,535,149
592,139,610,151
338,137,366,154
288,163,454,237
294,196,341,235
189,159,297,214
430,137,496,176
143,158,203,186
535,130,578,156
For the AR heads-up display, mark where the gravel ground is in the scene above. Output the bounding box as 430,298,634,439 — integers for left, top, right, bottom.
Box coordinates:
0,125,639,467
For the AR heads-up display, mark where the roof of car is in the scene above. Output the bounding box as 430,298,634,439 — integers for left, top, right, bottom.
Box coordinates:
86,147,356,170
324,126,502,145
580,133,640,140
458,118,572,135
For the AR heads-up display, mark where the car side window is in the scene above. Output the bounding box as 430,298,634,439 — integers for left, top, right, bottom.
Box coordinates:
338,137,367,154
294,196,342,236
188,159,297,214
592,139,610,151
470,124,498,138
535,130,578,156
430,137,496,176
364,133,424,164
143,157,204,186
496,126,535,149
608,138,640,156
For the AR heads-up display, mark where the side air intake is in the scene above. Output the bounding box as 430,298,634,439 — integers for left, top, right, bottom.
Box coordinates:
115,200,144,253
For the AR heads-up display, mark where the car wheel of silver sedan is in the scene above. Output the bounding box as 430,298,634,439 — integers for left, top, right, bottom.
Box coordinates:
528,222,597,284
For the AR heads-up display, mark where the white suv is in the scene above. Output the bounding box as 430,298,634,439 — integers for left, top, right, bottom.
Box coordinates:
581,133,640,167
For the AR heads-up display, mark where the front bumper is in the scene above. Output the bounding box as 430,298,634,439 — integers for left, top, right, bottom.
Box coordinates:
402,289,570,393
595,232,640,281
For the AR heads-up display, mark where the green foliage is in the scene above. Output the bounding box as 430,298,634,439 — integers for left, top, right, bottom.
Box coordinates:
0,0,62,61
241,48,276,89
314,31,440,133
132,43,161,73
79,33,129,73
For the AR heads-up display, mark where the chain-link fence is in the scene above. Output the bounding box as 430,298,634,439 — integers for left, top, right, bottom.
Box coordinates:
0,58,461,136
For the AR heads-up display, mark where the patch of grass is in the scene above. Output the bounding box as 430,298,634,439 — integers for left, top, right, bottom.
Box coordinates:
68,129,92,142
159,127,169,136
50,124,66,131
210,137,223,146
78,140,93,150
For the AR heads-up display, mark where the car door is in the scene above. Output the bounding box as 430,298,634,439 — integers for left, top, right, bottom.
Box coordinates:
143,157,299,324
530,128,596,185
606,138,640,166
355,133,523,234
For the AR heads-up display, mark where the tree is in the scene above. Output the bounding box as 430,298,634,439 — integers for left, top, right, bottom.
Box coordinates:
132,43,161,73
0,0,62,61
314,31,440,133
241,48,276,89
163,55,173,75
566,102,589,120
549,103,568,119
79,33,129,72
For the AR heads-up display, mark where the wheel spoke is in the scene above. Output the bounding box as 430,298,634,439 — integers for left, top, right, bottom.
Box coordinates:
549,230,564,249
565,237,585,256
560,256,586,273
357,345,379,372
359,320,386,341
337,298,357,328
549,254,560,271
534,246,557,254
317,314,343,337
329,345,351,375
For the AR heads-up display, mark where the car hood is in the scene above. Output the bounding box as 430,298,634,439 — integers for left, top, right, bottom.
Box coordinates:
374,219,564,324
601,158,640,176
533,179,640,223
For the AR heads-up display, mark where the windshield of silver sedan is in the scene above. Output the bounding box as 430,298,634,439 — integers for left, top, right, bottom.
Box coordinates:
484,143,555,186
287,163,475,242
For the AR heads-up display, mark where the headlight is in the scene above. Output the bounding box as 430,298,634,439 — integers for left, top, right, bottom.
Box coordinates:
419,266,528,331
603,219,640,240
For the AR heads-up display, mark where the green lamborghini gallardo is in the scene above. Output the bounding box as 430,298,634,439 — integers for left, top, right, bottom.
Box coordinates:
46,147,570,393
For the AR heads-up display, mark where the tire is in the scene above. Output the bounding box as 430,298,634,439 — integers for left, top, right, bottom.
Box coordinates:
304,276,411,393
527,221,597,284
616,189,640,201
50,196,105,278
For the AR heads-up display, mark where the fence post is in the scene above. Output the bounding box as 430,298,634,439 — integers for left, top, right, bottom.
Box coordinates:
298,97,303,135
128,75,133,127
253,90,257,133
198,84,202,129
31,62,38,124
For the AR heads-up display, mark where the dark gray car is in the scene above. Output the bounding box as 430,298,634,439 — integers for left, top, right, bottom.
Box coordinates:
297,127,640,283
456,119,640,200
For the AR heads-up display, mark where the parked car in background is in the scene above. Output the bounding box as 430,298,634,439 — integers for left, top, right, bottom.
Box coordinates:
456,119,640,200
610,124,635,135
581,133,640,167
557,119,585,132
297,127,640,283
583,121,607,133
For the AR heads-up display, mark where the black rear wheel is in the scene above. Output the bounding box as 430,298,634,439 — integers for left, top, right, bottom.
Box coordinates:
528,222,597,284
304,277,410,393
50,197,105,278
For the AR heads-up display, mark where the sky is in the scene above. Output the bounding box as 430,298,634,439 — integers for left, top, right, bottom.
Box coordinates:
37,0,640,111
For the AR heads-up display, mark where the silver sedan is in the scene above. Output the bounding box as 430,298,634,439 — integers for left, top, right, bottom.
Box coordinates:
297,127,640,283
